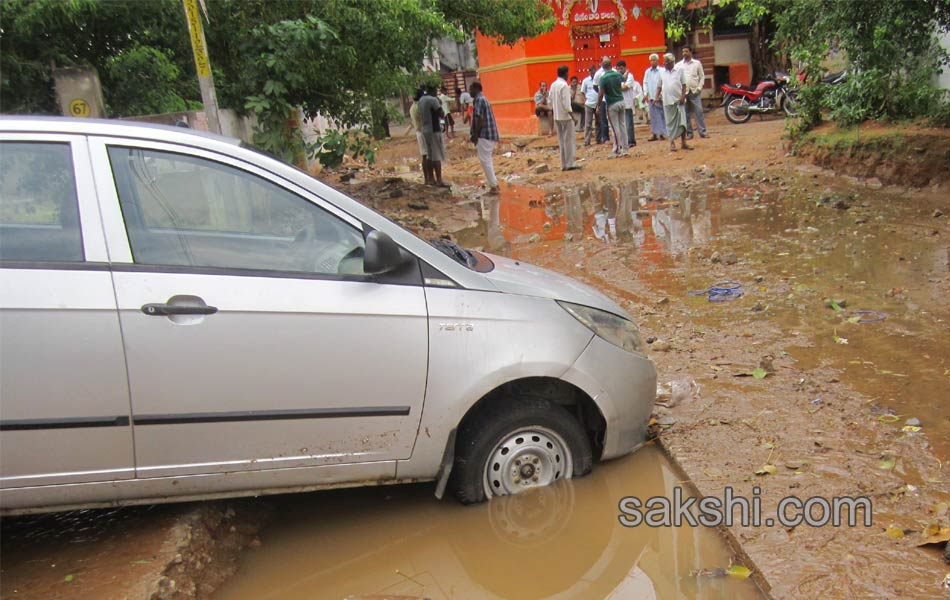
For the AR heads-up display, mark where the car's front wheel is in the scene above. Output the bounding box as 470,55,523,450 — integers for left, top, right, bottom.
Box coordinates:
452,397,593,504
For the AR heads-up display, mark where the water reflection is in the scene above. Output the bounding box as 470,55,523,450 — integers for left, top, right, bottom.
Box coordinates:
480,179,722,257
214,447,762,600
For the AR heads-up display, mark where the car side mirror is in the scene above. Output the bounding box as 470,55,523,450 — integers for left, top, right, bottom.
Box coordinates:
363,230,410,275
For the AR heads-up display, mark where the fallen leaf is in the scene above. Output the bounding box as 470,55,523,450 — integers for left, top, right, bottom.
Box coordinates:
755,464,778,476
879,453,897,470
751,367,768,379
728,565,752,579
877,414,901,424
916,527,950,546
885,524,905,538
827,298,845,311
902,425,922,433
64,575,74,583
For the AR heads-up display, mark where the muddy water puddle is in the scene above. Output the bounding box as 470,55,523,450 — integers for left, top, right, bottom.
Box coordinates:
463,175,950,460
214,446,762,600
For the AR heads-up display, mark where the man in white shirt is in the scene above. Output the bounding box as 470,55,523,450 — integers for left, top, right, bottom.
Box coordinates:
643,53,667,141
656,53,691,152
675,45,708,139
617,60,642,147
549,65,580,171
580,65,599,146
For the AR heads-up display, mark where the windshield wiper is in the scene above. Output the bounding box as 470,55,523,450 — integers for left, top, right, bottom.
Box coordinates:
428,238,476,268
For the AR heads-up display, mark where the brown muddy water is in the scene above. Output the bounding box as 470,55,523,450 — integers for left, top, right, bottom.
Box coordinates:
469,174,949,460
214,445,763,600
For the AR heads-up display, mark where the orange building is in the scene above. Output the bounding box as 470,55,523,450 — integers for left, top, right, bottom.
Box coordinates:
475,0,666,135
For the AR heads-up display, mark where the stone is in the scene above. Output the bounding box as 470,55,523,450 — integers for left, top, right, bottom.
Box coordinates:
535,164,550,174
389,189,404,198
407,202,429,211
527,233,542,243
866,177,883,189
651,340,672,352
905,417,922,427
934,209,944,218
722,252,738,265
710,251,722,263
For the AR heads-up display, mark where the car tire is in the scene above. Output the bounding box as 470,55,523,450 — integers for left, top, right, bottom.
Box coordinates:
451,397,593,504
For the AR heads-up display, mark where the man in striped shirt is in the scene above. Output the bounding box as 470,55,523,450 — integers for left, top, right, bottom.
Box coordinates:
469,80,500,195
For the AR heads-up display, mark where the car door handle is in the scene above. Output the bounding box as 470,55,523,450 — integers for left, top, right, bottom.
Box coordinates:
141,303,218,316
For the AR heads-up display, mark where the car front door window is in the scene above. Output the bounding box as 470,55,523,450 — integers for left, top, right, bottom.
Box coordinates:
107,146,364,275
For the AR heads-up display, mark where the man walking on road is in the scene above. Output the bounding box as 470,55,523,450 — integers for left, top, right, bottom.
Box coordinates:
550,65,581,171
469,80,500,194
643,53,667,141
657,53,691,152
596,57,628,158
676,45,707,139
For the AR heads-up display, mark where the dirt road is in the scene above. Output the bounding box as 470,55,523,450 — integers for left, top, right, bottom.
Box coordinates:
339,112,950,598
3,113,948,599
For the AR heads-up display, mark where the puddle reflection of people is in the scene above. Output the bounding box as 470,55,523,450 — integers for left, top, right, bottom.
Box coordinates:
654,198,694,255
593,183,618,243
482,194,510,254
565,187,585,239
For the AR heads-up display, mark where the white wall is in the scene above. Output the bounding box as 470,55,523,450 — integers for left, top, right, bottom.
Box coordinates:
937,30,950,90
714,38,751,66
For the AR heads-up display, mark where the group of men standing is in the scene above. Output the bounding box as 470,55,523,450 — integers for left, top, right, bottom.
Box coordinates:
406,46,707,194
643,46,708,152
408,80,500,194
542,46,707,170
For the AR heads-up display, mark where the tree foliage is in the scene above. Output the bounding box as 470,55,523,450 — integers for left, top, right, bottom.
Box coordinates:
1,0,554,159
662,0,950,130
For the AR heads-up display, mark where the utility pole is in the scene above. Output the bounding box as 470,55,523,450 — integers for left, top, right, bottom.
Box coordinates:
182,0,221,133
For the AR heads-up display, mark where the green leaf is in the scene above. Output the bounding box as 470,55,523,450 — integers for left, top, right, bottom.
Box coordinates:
878,453,896,470
751,367,768,379
728,565,752,579
64,575,74,583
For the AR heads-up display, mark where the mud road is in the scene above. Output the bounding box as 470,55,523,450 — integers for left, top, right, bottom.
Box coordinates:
2,113,948,599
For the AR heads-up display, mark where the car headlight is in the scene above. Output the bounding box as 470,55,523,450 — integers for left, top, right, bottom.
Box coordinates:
557,301,645,354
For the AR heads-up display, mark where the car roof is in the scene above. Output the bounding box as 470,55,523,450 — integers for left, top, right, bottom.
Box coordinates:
0,116,241,146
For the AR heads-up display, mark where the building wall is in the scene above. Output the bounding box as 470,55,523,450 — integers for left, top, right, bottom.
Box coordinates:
714,37,751,66
476,0,665,134
937,30,950,90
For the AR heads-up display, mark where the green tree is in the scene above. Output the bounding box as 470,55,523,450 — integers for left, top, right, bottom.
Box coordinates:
2,0,554,159
661,0,950,129
1,0,195,115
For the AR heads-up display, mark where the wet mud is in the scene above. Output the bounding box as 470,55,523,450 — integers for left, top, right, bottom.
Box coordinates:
446,167,950,597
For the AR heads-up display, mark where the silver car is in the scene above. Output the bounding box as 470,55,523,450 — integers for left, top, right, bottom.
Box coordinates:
0,117,656,514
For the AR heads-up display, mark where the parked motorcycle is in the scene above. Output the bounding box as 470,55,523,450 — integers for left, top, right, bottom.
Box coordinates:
720,71,798,124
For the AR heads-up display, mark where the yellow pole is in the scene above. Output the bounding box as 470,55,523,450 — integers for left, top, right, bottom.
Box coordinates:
182,0,221,133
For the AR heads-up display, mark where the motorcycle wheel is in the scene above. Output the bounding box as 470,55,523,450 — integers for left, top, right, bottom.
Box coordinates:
783,91,799,117
725,97,753,124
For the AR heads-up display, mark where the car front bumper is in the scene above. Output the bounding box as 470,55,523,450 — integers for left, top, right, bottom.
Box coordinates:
562,336,657,460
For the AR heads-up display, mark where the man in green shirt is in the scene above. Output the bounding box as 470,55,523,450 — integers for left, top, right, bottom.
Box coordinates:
596,57,628,158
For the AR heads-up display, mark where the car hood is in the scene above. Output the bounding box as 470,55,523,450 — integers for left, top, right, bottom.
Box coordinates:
481,253,629,318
